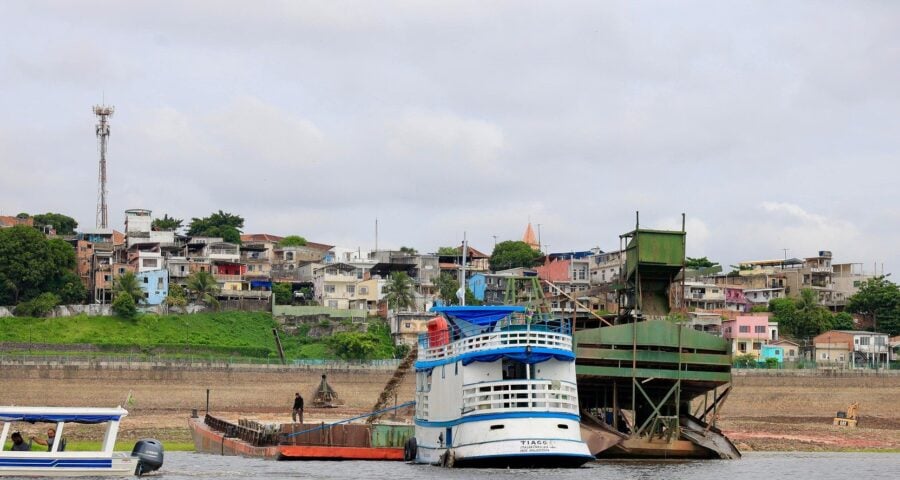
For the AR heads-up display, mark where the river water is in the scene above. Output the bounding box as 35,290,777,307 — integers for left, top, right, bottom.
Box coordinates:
151,452,898,480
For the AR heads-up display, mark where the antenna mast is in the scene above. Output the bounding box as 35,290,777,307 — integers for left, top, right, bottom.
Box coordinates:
93,104,114,229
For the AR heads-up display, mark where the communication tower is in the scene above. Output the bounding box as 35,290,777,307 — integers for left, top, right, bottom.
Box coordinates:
93,104,114,229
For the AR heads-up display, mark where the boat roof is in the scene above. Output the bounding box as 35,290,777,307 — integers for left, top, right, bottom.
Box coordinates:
431,305,526,326
0,406,128,424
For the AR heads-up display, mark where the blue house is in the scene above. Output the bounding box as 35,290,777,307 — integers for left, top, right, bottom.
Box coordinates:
468,273,487,302
759,344,784,364
136,269,169,305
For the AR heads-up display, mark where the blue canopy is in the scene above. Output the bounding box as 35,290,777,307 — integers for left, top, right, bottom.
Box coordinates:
0,407,127,424
431,306,526,326
0,413,123,424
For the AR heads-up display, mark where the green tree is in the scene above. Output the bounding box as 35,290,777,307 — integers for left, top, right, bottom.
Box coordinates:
273,283,293,305
278,235,308,247
437,246,459,256
186,271,220,310
435,272,460,305
152,214,183,232
384,272,415,311
685,256,720,269
832,312,855,330
489,241,542,271
847,276,900,336
769,297,797,334
53,271,86,304
113,272,144,303
112,292,137,319
187,210,245,244
0,226,78,304
165,284,188,313
398,246,418,255
770,289,833,338
32,212,78,235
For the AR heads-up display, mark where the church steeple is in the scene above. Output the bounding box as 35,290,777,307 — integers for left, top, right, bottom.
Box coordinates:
523,222,539,250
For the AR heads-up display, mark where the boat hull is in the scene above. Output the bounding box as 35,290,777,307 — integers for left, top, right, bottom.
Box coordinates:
414,417,593,467
0,454,138,477
278,445,404,461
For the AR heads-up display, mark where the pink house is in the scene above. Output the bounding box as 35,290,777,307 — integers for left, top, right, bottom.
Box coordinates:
724,286,750,313
722,315,779,356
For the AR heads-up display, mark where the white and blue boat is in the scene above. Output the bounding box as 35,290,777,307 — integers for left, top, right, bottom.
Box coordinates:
406,306,593,467
0,406,163,477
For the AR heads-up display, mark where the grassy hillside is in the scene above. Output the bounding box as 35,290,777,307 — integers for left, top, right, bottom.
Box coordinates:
0,312,397,360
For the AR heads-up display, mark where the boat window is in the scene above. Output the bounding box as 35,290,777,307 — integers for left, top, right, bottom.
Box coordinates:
502,359,528,380
490,424,505,430
558,424,569,429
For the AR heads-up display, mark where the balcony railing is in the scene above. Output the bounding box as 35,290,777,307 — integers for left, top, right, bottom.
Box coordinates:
214,274,243,282
461,379,578,415
417,316,572,362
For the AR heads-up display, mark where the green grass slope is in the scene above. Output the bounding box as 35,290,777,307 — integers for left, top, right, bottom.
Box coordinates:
0,312,397,360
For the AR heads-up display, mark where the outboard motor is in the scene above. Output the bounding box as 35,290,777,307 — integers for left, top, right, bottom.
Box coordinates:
132,439,164,476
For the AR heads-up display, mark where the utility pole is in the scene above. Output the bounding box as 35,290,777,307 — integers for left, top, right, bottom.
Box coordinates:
537,224,542,251
459,232,468,306
93,104,114,229
782,248,789,260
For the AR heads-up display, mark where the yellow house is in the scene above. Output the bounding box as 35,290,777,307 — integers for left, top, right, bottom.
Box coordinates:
349,278,385,314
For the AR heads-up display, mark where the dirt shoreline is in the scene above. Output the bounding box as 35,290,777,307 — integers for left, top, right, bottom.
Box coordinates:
2,365,898,453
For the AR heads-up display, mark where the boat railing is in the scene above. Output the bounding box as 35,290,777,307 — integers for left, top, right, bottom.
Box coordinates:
461,379,579,415
417,314,573,362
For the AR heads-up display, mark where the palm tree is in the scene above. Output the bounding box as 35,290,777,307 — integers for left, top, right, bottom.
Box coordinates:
384,272,415,312
113,272,144,303
186,271,220,310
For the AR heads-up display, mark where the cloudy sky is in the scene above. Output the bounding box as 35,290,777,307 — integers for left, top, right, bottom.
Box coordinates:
1,1,897,274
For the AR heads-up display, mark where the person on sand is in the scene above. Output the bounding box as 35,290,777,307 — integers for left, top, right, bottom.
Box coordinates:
31,427,66,452
9,432,32,451
292,392,304,423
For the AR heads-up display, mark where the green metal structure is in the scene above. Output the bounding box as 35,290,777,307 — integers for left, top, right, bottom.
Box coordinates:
575,214,738,459
617,215,686,320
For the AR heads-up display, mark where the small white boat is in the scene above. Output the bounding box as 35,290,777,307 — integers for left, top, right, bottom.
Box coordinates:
0,406,163,477
406,306,594,467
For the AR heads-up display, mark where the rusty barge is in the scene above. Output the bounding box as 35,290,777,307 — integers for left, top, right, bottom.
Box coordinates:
189,413,414,461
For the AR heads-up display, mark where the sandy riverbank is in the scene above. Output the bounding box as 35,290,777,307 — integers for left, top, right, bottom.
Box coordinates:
2,365,898,452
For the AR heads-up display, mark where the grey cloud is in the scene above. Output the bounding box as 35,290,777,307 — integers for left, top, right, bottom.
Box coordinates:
0,1,897,273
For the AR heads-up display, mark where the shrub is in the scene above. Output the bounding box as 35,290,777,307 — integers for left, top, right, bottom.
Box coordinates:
764,357,780,369
328,331,380,360
273,283,292,305
14,292,61,317
733,353,757,368
394,343,411,359
112,293,137,319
